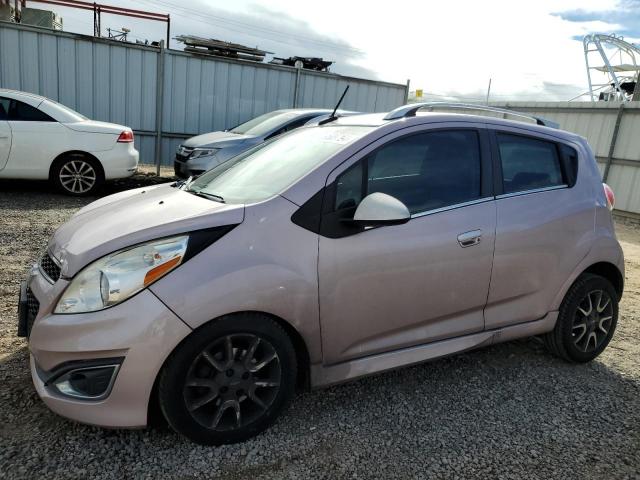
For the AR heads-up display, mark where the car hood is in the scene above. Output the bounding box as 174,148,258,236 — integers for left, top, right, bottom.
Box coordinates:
64,120,129,135
49,183,245,277
182,131,256,148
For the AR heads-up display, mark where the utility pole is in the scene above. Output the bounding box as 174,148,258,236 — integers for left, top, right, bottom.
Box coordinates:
486,78,492,105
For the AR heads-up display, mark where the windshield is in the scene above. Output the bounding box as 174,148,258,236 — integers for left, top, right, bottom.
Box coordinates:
230,111,305,136
187,126,372,204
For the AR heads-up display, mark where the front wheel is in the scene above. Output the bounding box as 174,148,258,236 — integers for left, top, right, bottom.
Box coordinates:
158,313,297,445
52,154,104,196
544,273,618,362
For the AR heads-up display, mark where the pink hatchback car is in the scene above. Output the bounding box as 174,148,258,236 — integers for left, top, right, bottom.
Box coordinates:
19,103,624,445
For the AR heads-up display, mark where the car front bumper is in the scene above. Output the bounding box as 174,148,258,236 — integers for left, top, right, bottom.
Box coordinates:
174,153,223,179
23,267,191,428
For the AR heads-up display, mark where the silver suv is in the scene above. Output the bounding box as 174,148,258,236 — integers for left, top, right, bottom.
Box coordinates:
19,103,624,445
174,109,341,178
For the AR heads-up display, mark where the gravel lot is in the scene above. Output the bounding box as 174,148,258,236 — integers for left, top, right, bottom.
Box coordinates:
1,175,639,479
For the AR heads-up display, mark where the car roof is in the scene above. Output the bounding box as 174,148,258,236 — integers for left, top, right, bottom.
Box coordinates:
273,108,334,116
0,89,47,107
331,110,581,143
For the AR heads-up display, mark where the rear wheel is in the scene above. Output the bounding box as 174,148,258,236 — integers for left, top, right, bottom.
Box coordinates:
544,273,618,362
159,313,297,445
51,154,103,196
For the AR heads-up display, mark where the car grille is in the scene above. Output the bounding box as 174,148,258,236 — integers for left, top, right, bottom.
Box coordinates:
39,251,61,282
26,286,40,337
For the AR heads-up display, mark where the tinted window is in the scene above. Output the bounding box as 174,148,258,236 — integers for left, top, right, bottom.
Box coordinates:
0,98,9,120
335,162,363,210
334,130,482,214
497,133,563,194
7,100,54,122
559,143,579,187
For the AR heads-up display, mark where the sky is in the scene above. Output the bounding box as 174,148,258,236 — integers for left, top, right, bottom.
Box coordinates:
40,0,640,101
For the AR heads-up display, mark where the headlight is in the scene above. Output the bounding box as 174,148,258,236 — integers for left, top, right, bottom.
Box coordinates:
190,148,220,159
55,236,188,314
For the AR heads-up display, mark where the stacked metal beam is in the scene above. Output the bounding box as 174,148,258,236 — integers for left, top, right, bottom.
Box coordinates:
175,35,272,62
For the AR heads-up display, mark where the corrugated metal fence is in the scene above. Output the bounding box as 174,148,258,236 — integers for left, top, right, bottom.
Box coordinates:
0,21,408,165
490,102,640,216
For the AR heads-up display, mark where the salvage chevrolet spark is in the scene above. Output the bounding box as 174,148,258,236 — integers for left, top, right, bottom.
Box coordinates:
19,103,624,445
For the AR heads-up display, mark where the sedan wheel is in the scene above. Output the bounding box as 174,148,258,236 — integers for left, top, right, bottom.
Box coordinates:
59,160,97,194
53,155,103,196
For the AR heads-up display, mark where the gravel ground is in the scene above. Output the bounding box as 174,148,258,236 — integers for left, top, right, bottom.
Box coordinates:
1,176,639,479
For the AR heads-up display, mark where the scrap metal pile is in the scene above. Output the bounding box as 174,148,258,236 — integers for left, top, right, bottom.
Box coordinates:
175,35,332,71
175,35,272,62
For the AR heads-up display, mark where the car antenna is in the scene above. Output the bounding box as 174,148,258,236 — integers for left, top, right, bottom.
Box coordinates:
318,85,349,125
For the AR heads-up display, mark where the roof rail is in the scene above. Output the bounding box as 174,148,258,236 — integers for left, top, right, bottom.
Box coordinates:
382,102,559,128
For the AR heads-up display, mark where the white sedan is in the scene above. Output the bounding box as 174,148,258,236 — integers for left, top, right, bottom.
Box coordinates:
0,89,139,195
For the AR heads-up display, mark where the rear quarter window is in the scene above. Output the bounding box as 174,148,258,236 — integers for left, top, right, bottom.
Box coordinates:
8,99,54,122
497,133,564,194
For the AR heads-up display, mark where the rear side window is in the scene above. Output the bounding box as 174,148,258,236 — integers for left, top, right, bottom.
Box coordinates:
497,133,564,194
559,143,579,187
334,130,482,214
7,99,54,122
0,98,9,120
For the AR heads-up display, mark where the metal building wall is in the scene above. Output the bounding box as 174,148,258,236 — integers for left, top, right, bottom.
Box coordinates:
0,21,408,166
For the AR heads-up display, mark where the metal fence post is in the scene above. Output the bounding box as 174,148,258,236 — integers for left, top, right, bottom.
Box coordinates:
603,103,625,182
293,65,301,108
404,79,410,103
154,40,165,176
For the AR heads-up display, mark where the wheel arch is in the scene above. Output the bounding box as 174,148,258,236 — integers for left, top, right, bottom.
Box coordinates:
583,261,624,300
48,150,105,181
147,310,312,426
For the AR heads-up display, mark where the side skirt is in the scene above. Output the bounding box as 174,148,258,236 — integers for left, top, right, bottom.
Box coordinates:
310,311,558,388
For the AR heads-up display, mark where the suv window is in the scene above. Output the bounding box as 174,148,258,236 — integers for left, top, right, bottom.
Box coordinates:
265,116,315,140
497,133,563,194
0,98,54,122
334,130,482,214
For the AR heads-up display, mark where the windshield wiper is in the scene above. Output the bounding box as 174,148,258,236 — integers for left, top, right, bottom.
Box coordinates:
173,176,194,189
189,190,225,203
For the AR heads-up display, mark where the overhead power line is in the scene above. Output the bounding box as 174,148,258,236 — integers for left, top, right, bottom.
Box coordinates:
136,0,364,55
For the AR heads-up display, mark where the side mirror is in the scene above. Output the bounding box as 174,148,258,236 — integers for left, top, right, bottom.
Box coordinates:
351,192,410,227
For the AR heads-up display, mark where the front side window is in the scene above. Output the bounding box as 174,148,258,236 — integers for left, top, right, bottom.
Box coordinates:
497,133,564,194
7,99,54,122
334,130,482,215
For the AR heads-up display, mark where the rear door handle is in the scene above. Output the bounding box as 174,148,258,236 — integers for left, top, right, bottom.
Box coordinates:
457,229,482,247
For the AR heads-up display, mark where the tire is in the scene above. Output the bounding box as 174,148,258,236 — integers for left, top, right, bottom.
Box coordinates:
544,273,618,363
51,154,104,196
159,313,297,445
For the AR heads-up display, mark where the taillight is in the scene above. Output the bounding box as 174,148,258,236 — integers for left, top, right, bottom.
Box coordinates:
603,183,615,211
117,130,134,143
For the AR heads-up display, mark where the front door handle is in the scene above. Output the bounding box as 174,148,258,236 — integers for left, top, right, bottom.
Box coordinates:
457,229,482,247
